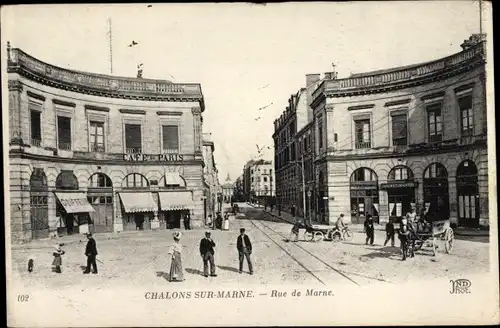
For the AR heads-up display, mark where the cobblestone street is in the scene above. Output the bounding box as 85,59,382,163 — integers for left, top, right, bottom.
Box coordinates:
11,204,490,290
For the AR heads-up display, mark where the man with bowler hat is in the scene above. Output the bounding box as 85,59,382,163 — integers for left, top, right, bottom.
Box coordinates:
83,233,98,274
237,228,253,275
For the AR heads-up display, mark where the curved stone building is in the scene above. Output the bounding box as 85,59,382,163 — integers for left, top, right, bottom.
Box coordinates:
7,44,208,242
311,35,488,227
274,35,489,228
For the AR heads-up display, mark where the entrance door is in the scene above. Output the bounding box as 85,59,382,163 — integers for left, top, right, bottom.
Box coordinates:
457,160,480,227
30,195,49,239
88,195,113,233
134,214,145,230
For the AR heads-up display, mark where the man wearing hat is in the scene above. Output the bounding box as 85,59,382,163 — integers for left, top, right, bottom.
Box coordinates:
199,231,217,277
237,228,253,275
83,233,98,274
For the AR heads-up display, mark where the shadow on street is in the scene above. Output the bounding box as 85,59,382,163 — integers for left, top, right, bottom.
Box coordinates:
185,268,205,276
217,265,240,273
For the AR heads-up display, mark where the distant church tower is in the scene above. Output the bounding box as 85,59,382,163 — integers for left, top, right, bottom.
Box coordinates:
225,173,231,183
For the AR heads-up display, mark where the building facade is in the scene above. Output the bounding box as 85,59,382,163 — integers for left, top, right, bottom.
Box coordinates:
202,134,220,221
273,73,327,220
243,159,275,203
309,35,488,227
7,45,208,242
221,174,234,203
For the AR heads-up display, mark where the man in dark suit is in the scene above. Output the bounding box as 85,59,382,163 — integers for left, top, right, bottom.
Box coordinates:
237,228,253,275
199,232,217,277
83,233,98,274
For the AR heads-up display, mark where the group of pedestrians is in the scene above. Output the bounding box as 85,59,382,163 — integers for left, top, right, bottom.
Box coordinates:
166,228,254,282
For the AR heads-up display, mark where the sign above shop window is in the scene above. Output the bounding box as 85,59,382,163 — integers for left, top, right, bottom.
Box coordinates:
123,153,185,162
380,180,418,189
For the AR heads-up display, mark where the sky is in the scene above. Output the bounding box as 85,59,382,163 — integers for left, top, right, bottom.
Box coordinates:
2,2,486,183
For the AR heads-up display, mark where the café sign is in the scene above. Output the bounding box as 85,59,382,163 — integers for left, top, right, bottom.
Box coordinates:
380,181,418,189
123,153,185,162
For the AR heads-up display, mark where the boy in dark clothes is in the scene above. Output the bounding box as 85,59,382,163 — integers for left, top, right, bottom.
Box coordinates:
384,218,395,247
364,214,375,245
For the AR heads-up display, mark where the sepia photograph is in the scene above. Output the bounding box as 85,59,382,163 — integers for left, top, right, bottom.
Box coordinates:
2,1,498,326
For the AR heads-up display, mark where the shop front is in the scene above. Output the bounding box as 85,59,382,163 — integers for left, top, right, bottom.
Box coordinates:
87,172,114,233
54,191,96,235
456,160,480,228
29,168,49,239
423,163,450,221
158,190,194,229
382,166,417,222
350,168,379,224
119,191,158,231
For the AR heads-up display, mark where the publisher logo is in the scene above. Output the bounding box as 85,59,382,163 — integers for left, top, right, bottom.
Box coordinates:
450,279,471,294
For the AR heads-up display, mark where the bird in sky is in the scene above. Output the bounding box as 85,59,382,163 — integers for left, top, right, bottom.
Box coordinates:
128,41,139,47
258,102,273,111
254,117,261,121
258,84,269,90
256,144,263,153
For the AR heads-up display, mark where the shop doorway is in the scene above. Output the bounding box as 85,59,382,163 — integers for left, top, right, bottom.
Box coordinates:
88,173,114,233
29,168,49,239
457,160,480,227
55,170,79,235
385,166,416,222
350,168,379,224
423,163,449,221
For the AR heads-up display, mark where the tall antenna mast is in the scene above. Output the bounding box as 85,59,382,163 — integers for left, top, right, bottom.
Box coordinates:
108,17,113,74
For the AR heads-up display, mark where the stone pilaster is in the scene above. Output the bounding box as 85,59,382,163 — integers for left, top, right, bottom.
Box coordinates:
8,80,23,145
448,176,458,226
192,107,202,155
113,191,124,232
325,104,335,149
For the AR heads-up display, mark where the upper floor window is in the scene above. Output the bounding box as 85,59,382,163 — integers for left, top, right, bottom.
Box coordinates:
355,119,371,149
458,95,473,137
125,124,142,154
427,103,442,142
89,121,105,152
162,125,179,153
391,113,408,146
264,177,268,182
30,109,42,147
57,116,72,150
318,116,324,149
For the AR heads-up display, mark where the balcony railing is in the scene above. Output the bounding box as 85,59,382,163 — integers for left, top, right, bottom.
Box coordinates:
31,138,42,147
428,134,443,143
163,148,180,154
355,141,371,149
58,141,72,151
126,147,142,154
311,41,485,102
392,138,407,146
90,144,105,152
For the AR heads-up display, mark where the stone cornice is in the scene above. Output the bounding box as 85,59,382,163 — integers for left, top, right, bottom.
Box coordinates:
157,111,183,116
52,98,76,107
454,82,476,93
311,42,486,108
421,91,445,101
84,104,110,112
26,90,46,101
119,109,146,115
7,48,205,111
384,98,411,107
347,104,375,111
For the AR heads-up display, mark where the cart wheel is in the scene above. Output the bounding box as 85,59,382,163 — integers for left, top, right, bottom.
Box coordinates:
343,230,354,242
313,231,324,242
304,231,313,242
445,228,454,254
432,237,438,256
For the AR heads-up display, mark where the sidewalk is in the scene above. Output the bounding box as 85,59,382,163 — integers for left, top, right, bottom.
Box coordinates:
245,202,489,237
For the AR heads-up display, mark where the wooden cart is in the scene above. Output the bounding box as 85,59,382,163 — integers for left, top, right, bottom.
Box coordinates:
410,219,454,256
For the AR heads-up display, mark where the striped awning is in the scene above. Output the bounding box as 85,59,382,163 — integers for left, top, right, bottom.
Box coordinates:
164,172,186,187
55,192,95,214
158,191,193,211
119,192,157,213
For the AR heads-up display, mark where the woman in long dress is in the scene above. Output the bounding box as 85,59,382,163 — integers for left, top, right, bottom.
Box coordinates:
223,213,230,231
168,232,184,282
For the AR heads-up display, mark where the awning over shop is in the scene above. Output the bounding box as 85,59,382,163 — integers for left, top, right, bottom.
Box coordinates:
380,180,418,189
55,192,95,214
164,172,186,187
158,191,194,211
119,192,157,213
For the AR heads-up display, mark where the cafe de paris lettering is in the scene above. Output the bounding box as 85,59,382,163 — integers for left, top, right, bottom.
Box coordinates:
123,153,185,162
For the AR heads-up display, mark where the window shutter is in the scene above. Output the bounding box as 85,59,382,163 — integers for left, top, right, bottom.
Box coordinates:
392,114,407,139
163,125,179,151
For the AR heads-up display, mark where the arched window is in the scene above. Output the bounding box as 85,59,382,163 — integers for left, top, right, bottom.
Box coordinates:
88,173,113,188
122,173,149,188
30,168,48,191
388,166,414,181
55,170,79,190
159,174,186,187
457,159,478,177
424,162,448,179
350,167,378,182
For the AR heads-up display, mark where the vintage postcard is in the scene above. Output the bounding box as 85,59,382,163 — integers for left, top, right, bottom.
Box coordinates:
3,2,499,327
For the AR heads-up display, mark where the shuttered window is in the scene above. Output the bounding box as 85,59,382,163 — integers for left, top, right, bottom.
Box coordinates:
459,95,473,137
391,114,407,146
30,110,42,145
162,125,179,153
427,103,442,142
57,116,72,150
355,119,371,148
125,124,142,153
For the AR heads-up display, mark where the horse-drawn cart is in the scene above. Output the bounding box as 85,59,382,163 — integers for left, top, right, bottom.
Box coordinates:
409,219,454,256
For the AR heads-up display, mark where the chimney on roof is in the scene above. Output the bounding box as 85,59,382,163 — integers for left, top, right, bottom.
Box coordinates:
306,73,321,87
